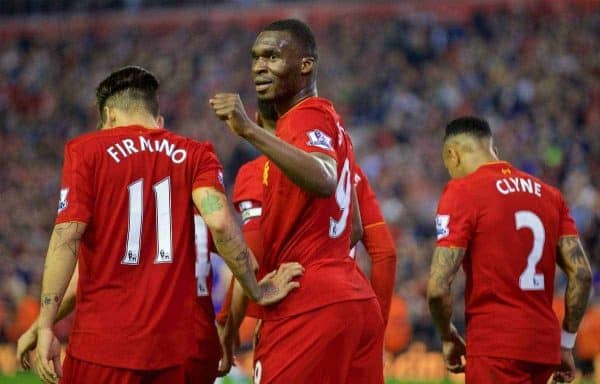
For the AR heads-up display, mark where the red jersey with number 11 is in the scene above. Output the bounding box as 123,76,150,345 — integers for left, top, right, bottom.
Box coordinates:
55,125,225,370
259,97,374,320
435,161,578,365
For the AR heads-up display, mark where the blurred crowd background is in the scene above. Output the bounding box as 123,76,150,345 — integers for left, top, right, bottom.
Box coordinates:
1,0,600,381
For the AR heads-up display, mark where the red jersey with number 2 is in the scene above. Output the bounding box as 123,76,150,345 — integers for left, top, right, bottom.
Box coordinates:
435,161,578,365
260,97,374,320
55,125,224,370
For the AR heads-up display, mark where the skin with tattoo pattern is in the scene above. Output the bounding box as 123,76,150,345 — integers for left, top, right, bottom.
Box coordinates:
427,117,592,383
33,67,303,384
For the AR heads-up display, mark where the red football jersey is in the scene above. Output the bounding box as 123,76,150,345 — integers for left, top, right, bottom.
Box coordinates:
260,97,375,320
436,161,578,364
232,155,267,234
354,166,397,325
354,166,386,228
55,125,224,369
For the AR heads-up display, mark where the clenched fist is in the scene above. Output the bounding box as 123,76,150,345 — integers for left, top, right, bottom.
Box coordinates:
209,93,254,137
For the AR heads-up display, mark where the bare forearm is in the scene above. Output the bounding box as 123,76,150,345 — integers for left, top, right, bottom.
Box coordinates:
557,237,593,333
213,223,261,302
194,188,262,301
39,223,84,329
428,286,454,339
56,268,78,322
242,123,336,196
229,280,250,331
427,247,465,340
29,266,77,333
564,275,591,332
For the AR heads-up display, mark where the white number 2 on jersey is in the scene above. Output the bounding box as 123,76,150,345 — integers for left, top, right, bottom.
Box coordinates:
123,177,173,265
515,210,545,291
329,158,351,238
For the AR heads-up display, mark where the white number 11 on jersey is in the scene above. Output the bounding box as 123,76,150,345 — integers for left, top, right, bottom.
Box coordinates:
123,177,173,265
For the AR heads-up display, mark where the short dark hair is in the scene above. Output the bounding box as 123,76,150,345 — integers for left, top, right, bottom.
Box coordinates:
263,19,318,60
444,116,492,141
96,66,160,124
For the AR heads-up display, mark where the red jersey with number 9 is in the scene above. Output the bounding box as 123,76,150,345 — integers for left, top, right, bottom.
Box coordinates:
55,125,225,370
259,97,375,320
435,161,578,364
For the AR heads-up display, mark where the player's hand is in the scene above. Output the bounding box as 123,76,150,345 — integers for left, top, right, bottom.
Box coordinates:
552,348,576,383
441,324,466,373
256,262,304,306
35,328,62,384
17,323,38,370
216,319,236,377
209,93,254,137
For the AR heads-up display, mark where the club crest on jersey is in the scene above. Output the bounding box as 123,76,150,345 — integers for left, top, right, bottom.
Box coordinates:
436,214,450,240
57,188,69,213
306,129,333,150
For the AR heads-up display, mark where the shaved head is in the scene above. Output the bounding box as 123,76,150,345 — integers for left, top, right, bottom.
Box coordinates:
442,117,498,179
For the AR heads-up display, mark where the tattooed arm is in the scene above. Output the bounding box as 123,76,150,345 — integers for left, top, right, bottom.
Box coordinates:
38,222,85,330
427,246,467,373
553,236,592,383
557,236,592,333
18,265,78,370
427,247,465,338
192,187,303,305
36,221,85,383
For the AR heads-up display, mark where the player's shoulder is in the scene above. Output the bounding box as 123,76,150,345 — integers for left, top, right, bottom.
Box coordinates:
164,131,215,151
238,155,267,176
233,156,266,204
285,97,338,122
514,167,564,202
166,133,220,162
441,177,470,196
65,129,106,150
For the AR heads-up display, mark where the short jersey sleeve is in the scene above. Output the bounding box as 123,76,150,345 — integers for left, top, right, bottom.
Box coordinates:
191,142,225,194
558,193,579,237
286,107,339,161
435,182,476,248
354,166,385,227
55,142,94,224
232,161,263,227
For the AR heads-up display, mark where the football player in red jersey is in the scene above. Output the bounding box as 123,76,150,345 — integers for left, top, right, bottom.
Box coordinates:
19,212,227,383
215,100,397,374
427,116,592,384
34,66,303,384
210,19,385,383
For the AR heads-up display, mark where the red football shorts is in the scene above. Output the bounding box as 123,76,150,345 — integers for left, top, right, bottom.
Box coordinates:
183,355,219,384
60,353,186,384
466,355,556,384
253,298,384,384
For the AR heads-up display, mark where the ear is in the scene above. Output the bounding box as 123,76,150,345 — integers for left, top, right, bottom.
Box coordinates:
300,57,315,75
446,145,461,168
157,115,165,128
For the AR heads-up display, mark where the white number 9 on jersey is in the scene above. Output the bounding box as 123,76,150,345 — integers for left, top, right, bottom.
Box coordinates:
329,158,351,238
